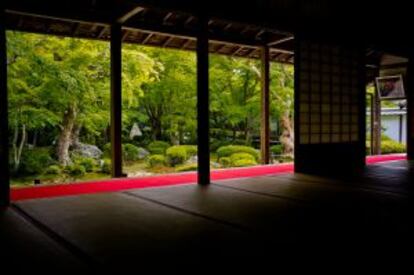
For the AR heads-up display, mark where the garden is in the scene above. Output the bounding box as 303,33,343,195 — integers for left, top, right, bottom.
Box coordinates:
7,31,294,187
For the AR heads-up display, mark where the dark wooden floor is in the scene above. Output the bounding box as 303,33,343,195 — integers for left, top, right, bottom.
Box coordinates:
1,160,412,271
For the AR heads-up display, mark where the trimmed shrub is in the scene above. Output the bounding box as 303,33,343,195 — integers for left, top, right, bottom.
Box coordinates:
232,158,257,167
148,141,170,155
147,154,166,167
216,145,259,161
66,164,86,176
230,153,256,164
218,157,231,168
166,146,187,166
19,147,54,175
270,144,283,155
74,157,95,172
123,143,140,162
45,165,61,175
175,163,198,172
381,140,405,154
182,145,198,156
210,140,231,152
101,159,111,174
104,143,148,161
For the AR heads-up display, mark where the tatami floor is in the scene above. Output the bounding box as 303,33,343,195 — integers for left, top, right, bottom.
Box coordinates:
1,160,412,271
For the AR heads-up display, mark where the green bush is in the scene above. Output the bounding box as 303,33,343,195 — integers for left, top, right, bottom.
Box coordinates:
103,143,142,162
230,152,256,163
218,157,231,168
101,159,111,174
216,145,259,161
175,163,198,172
210,140,231,152
74,157,95,172
19,147,54,175
66,164,86,176
123,143,140,162
103,143,111,157
381,140,406,154
45,165,61,175
147,154,166,167
166,146,188,166
148,141,170,155
232,158,257,167
270,144,283,155
182,145,198,156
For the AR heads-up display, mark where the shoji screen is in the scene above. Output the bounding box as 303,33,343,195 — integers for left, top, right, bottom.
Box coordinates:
295,38,366,175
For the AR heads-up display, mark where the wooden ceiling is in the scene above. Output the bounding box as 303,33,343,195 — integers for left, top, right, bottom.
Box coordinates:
4,4,294,64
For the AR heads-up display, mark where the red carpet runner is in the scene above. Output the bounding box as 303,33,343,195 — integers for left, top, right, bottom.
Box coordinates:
11,154,406,201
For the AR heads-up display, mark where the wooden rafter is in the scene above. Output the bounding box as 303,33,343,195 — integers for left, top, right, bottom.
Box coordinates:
117,6,144,24
268,36,293,46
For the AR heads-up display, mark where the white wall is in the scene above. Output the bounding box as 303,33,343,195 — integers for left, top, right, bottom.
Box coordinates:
382,114,406,144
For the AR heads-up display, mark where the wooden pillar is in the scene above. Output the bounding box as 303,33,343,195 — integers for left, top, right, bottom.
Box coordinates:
260,45,270,164
196,15,210,185
110,23,123,177
406,55,414,160
373,82,381,155
0,9,10,206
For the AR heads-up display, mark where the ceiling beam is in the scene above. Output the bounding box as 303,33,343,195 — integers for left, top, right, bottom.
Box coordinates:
142,33,153,44
162,36,174,47
117,6,145,24
267,36,293,46
97,26,107,38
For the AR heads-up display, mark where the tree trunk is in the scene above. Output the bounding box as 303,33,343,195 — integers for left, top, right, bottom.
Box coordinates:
279,112,294,156
71,124,82,147
12,123,26,172
151,119,162,141
57,105,77,166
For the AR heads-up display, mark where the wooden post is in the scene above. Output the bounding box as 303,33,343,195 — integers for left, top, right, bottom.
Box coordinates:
372,89,381,155
407,55,414,160
260,45,270,164
373,72,381,155
196,15,210,185
110,23,123,177
0,9,10,206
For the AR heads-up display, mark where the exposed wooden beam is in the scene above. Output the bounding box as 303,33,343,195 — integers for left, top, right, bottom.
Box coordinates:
163,12,173,25
0,9,10,206
97,26,107,38
213,43,226,53
117,6,144,24
232,46,245,56
141,33,153,44
162,36,174,47
71,22,81,36
181,38,193,49
197,15,210,185
260,45,270,164
248,48,259,58
184,15,194,25
268,36,294,46
110,23,123,178
121,29,129,41
223,22,233,31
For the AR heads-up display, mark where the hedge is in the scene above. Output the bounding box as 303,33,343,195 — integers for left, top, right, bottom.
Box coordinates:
147,154,166,167
232,158,257,167
148,141,170,155
216,145,259,161
166,146,188,166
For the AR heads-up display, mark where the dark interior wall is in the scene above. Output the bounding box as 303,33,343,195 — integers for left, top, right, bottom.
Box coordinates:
294,34,366,175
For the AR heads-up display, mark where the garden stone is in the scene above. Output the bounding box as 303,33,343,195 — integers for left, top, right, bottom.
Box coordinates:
72,142,103,159
186,155,198,164
137,147,150,160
